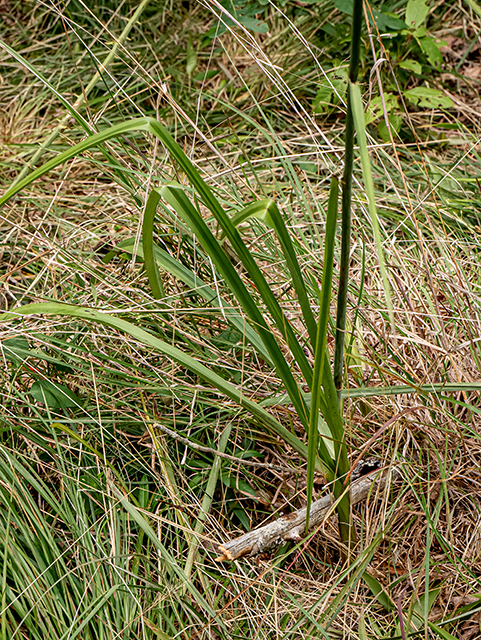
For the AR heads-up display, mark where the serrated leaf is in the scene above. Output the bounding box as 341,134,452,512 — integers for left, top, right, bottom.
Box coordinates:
313,74,347,114
418,36,443,67
313,85,335,114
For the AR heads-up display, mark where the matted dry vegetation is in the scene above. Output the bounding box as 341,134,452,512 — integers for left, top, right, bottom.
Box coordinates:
2,1,481,638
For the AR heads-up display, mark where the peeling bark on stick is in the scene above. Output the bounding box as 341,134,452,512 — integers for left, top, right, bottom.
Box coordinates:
215,466,400,562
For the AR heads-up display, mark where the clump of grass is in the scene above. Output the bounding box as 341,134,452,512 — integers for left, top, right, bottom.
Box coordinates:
2,1,481,639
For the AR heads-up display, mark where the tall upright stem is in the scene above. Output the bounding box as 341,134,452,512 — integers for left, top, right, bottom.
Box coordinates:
334,0,364,395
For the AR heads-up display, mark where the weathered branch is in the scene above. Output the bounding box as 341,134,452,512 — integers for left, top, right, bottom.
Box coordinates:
154,423,302,474
215,466,400,562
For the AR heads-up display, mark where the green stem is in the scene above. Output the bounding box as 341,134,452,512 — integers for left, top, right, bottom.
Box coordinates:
332,0,363,551
334,0,364,394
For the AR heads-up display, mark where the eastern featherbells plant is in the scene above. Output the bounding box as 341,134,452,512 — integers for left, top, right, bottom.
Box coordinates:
2,0,481,589
0,0,387,554
0,113,353,546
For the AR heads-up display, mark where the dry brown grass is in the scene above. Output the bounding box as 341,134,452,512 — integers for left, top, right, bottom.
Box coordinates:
2,1,481,638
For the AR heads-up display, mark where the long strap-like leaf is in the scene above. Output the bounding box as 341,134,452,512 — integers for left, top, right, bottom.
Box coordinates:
0,303,317,468
157,184,314,438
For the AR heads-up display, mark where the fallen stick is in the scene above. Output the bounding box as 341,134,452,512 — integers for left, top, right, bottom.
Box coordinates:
215,465,400,562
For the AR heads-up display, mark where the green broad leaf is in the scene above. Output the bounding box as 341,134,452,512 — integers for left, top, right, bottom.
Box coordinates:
334,0,353,13
405,0,430,30
413,25,427,38
362,572,394,611
2,337,30,366
221,473,258,498
370,9,407,31
427,621,462,640
364,93,398,125
378,114,402,142
232,508,251,531
236,15,268,33
313,74,347,114
29,380,80,409
207,2,268,36
411,587,441,628
399,59,423,74
418,35,444,67
294,162,319,174
335,0,406,29
211,327,243,349
186,38,197,75
313,84,335,114
321,23,337,37
404,87,453,109
194,69,219,82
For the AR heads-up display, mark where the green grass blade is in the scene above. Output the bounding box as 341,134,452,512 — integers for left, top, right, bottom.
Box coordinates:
0,40,93,136
158,183,314,436
229,199,276,230
184,423,232,580
118,238,272,363
229,198,317,348
0,117,314,435
350,82,395,332
262,382,481,405
306,178,339,532
109,483,222,625
341,382,481,398
142,189,165,299
0,302,315,466
0,114,343,468
145,121,319,395
8,0,152,187
0,118,154,208
1,505,11,640
60,585,120,640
